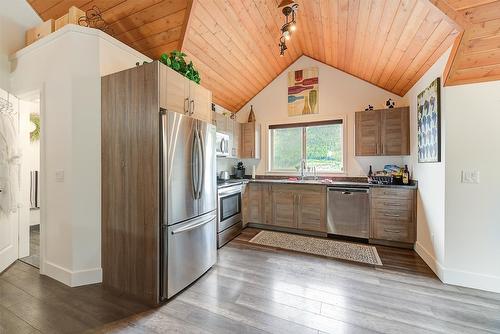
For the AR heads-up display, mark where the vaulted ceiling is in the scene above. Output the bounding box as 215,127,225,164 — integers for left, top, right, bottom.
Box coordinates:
27,0,500,112
438,0,500,86
28,0,193,59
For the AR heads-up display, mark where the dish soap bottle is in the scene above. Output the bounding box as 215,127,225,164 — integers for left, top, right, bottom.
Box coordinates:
403,165,409,185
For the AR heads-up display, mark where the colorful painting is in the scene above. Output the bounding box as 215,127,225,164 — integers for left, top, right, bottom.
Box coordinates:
287,67,319,116
417,77,441,163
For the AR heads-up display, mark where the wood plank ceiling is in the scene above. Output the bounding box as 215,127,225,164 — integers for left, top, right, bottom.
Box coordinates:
183,0,459,111
28,0,192,60
440,0,500,86
28,0,463,112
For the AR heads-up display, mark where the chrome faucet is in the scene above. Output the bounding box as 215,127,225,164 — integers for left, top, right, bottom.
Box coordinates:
299,159,306,180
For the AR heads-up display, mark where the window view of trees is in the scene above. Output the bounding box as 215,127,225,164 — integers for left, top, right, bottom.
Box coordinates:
270,122,343,173
271,127,302,170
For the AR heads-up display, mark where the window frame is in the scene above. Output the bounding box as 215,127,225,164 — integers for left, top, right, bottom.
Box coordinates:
268,119,346,175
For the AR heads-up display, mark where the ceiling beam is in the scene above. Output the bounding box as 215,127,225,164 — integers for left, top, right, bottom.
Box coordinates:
424,0,469,30
178,0,195,52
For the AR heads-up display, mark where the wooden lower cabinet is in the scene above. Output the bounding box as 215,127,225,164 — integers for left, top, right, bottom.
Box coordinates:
248,184,326,233
244,183,271,225
370,187,416,246
296,187,326,232
271,186,297,228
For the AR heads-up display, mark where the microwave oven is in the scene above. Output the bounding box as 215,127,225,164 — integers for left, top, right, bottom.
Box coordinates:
216,132,229,157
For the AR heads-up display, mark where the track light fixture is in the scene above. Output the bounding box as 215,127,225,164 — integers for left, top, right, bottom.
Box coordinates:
278,1,298,57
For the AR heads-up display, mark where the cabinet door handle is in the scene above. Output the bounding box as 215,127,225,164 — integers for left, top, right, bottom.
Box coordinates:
190,100,195,115
184,98,189,114
384,228,401,233
384,213,401,217
384,202,402,206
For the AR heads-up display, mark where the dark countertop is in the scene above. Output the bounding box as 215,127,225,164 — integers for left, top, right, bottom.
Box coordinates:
217,176,417,189
238,178,417,189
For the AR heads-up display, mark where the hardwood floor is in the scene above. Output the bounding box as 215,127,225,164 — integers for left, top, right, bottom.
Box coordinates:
1,227,499,334
19,225,40,268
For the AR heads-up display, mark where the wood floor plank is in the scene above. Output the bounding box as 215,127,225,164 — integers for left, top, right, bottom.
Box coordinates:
1,228,500,334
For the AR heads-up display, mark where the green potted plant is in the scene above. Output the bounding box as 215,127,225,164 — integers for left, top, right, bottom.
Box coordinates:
159,50,201,84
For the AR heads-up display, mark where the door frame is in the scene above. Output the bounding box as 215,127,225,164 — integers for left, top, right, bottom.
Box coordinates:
17,88,45,273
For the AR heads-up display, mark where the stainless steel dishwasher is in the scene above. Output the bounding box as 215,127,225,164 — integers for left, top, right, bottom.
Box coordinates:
327,186,370,238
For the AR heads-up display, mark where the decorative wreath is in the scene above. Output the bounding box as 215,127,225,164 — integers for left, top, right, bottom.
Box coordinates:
30,113,40,142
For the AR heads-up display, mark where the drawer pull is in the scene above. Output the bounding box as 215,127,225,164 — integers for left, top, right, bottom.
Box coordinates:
384,202,402,206
384,213,401,217
384,228,401,233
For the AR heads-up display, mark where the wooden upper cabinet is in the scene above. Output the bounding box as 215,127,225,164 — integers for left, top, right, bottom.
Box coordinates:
355,111,381,156
231,120,241,158
355,107,409,156
159,64,189,114
159,63,212,123
189,80,212,124
241,122,261,159
381,107,409,155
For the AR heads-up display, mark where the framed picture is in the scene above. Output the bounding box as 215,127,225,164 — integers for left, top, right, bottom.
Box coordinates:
287,67,319,116
417,77,441,163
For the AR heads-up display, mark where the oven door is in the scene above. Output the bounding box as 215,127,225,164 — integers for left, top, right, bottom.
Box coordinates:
218,187,242,232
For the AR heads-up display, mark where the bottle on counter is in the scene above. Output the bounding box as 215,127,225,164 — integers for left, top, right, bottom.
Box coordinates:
403,165,409,185
368,165,373,179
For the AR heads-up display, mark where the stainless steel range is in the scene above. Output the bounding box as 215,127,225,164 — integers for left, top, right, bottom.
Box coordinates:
217,182,243,247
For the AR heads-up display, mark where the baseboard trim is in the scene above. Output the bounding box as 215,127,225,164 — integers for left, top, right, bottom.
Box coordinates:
444,267,500,294
414,241,445,281
43,261,102,287
414,242,500,293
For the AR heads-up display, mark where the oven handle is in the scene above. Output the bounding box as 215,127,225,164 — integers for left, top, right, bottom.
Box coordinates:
218,188,242,198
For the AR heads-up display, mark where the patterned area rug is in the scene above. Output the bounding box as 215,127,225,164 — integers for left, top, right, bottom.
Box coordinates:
249,231,382,266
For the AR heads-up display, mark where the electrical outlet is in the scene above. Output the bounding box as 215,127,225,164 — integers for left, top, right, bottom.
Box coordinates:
461,170,480,184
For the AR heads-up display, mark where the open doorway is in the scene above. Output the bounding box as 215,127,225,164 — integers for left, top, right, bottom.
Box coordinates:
18,92,41,269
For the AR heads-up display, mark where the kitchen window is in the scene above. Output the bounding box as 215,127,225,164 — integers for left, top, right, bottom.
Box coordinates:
269,120,344,173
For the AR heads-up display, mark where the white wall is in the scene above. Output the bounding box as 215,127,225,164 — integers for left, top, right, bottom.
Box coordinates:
10,25,150,286
444,82,500,292
235,56,408,177
0,0,41,91
403,49,450,277
404,48,500,293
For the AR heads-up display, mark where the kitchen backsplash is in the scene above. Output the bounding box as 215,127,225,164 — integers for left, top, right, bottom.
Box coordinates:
216,157,259,176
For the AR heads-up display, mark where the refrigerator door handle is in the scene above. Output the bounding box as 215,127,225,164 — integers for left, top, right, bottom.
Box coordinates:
191,127,199,199
196,122,204,199
170,215,216,235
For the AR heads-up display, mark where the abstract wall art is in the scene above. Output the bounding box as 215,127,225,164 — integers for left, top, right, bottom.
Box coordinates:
417,77,441,163
288,67,319,116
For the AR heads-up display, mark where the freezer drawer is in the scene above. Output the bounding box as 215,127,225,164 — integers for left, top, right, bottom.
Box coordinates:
166,212,217,299
327,187,370,239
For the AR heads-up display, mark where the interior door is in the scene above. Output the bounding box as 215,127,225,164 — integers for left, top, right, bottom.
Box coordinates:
197,120,216,215
164,110,198,225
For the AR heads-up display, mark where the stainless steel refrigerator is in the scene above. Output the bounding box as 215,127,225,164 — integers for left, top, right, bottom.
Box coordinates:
160,109,217,300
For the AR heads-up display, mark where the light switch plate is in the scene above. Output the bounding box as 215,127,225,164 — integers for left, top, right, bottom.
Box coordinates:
55,170,65,182
461,170,480,184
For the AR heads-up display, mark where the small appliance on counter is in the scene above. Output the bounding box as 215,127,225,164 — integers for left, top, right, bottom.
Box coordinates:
219,171,230,181
234,161,245,179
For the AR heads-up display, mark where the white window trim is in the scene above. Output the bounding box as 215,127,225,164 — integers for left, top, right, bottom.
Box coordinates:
267,118,347,175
